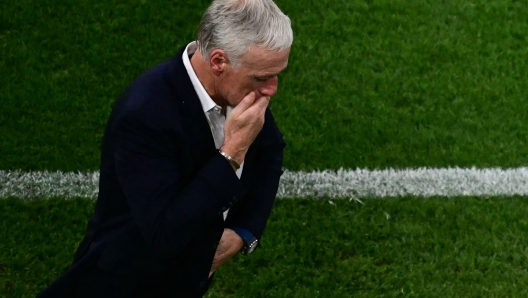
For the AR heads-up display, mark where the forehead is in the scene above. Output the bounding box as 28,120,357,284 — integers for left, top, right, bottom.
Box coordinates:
239,46,290,74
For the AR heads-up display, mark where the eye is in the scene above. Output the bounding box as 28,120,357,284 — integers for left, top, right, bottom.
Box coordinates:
254,77,268,82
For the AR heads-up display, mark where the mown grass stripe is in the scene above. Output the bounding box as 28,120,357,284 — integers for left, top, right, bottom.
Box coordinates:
2,168,528,199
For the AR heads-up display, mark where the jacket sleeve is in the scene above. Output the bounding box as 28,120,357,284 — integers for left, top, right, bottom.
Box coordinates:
224,109,286,241
112,108,245,258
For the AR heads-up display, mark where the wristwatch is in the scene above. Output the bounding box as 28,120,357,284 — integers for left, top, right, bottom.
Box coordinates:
241,236,259,255
232,228,259,255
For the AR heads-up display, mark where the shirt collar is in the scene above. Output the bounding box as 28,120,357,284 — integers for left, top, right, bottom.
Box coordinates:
182,41,218,113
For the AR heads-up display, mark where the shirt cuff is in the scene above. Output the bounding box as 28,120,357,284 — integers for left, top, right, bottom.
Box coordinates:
231,227,255,245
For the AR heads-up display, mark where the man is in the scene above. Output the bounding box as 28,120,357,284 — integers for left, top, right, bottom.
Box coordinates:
38,0,292,297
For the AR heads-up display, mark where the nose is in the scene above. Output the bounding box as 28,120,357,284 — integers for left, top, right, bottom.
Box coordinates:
258,76,278,97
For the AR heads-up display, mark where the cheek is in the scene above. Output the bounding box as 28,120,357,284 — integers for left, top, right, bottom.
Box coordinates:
234,81,257,96
224,77,259,105
243,81,261,94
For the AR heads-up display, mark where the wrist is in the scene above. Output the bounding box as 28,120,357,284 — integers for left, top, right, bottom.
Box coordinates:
218,149,240,170
224,229,244,253
219,145,245,166
232,228,259,255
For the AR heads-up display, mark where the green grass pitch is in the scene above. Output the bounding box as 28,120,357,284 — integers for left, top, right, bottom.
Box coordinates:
4,198,528,297
2,0,528,296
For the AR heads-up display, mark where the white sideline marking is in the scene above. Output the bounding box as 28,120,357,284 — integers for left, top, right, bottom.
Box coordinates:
2,168,528,199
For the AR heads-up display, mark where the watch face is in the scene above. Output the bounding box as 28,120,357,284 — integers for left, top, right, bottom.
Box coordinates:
247,239,258,254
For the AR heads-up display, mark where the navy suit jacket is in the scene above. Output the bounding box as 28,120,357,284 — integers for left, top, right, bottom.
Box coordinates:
38,47,286,297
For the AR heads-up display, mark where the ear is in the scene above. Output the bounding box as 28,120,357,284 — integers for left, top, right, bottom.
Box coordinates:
209,49,230,76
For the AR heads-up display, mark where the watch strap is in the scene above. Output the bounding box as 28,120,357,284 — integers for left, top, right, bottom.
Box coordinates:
232,227,258,255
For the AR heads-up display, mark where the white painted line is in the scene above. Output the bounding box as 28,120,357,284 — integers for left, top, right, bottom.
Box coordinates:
0,171,99,199
278,168,528,198
2,168,528,199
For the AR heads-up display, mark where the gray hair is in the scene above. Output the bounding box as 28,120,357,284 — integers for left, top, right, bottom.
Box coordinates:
196,0,293,68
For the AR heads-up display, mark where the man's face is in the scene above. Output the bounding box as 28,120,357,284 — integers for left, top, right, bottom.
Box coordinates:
218,46,290,107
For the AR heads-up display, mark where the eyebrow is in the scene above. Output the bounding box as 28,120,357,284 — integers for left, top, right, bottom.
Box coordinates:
249,61,289,80
252,66,288,79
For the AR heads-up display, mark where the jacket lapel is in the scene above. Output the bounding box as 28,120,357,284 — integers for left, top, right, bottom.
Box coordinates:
166,47,261,186
167,48,216,170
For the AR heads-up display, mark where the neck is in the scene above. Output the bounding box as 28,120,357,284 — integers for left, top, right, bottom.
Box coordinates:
190,51,225,107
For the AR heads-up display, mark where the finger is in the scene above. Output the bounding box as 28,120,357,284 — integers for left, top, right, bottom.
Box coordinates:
230,92,256,117
245,96,270,115
256,95,270,109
